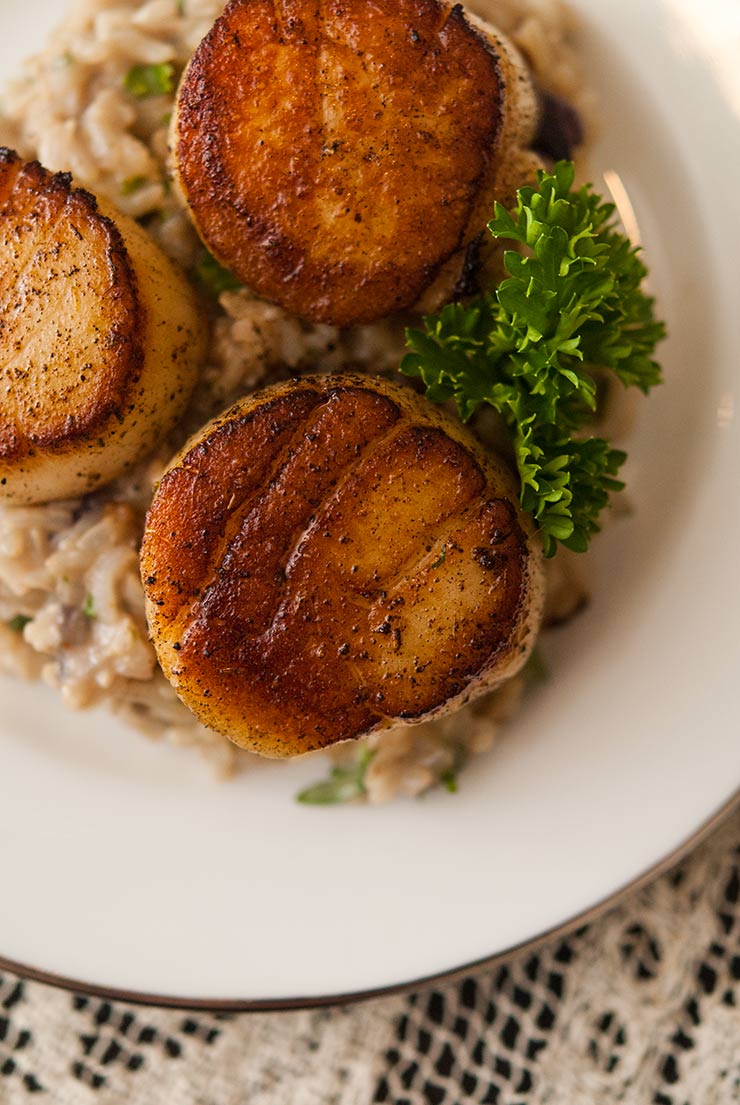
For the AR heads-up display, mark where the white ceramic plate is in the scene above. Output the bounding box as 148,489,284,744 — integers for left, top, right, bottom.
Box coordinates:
1,0,739,1007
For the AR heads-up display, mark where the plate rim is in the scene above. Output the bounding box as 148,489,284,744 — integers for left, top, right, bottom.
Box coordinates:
2,788,737,1011
2,0,740,1007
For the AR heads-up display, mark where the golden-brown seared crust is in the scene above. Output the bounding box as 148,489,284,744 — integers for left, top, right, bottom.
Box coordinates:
0,148,206,505
173,0,525,327
141,373,544,756
0,149,143,461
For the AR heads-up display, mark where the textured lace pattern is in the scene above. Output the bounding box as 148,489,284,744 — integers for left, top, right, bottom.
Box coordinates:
1,807,739,1103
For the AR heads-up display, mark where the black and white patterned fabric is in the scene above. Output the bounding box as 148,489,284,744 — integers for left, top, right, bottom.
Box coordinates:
1,807,739,1103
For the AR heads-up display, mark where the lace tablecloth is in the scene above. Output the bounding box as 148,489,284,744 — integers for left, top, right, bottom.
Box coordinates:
2,804,739,1104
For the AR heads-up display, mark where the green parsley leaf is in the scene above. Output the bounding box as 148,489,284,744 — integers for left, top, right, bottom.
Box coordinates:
524,647,549,686
83,594,96,619
124,62,175,99
440,770,459,794
431,544,447,569
7,614,31,633
121,174,147,196
297,746,375,806
195,249,243,297
402,160,665,557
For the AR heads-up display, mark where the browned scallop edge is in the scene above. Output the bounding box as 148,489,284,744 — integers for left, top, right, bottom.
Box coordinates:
411,2,507,291
174,0,505,325
141,384,328,624
0,147,145,461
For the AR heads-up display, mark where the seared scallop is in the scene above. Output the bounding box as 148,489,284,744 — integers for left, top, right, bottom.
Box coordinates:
172,0,541,327
141,373,543,757
0,149,206,505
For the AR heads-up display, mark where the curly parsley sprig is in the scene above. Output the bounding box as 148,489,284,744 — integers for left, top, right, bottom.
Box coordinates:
402,161,665,556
